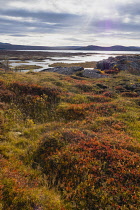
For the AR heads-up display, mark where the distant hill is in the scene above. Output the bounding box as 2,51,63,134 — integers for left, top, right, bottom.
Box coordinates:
76,45,140,51
0,42,140,51
0,42,81,50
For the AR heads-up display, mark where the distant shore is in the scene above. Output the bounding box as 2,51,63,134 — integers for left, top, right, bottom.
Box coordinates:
0,50,140,73
0,50,95,61
0,50,139,61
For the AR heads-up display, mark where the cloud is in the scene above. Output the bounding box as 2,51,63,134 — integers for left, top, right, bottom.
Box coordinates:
0,0,139,46
117,1,140,16
10,34,29,37
0,9,84,37
0,9,82,24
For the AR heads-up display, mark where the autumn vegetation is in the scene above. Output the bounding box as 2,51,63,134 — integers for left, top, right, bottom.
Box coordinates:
0,68,140,209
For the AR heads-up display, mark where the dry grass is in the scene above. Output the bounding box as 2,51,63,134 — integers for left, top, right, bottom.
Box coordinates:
49,61,97,68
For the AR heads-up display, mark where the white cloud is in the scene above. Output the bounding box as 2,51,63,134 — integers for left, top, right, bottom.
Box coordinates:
0,0,140,46
7,0,138,15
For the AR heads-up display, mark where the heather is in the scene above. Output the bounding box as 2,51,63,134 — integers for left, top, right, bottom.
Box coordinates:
0,69,140,209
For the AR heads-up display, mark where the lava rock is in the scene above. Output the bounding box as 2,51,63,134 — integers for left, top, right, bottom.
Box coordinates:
41,66,84,75
82,69,108,78
96,55,140,75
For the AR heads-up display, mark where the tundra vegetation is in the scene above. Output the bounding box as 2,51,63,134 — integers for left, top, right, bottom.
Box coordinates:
49,61,97,68
0,61,140,209
12,65,43,71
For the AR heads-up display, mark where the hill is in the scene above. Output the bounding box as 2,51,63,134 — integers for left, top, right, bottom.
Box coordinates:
77,45,140,51
0,42,81,51
0,60,140,209
0,42,140,51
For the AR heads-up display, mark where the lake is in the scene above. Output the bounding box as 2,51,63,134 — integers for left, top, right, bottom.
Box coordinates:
10,50,140,72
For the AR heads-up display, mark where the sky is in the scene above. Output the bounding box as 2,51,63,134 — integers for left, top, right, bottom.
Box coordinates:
0,0,140,46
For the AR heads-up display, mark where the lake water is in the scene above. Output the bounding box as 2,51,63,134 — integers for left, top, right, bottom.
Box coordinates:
10,50,140,72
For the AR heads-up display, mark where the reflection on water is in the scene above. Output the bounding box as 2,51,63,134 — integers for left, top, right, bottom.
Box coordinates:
10,50,140,72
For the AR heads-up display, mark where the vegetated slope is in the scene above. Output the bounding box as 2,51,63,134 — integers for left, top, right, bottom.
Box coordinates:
0,70,140,210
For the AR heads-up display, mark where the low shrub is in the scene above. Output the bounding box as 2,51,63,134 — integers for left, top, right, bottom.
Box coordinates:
37,138,140,209
102,91,116,98
87,94,111,103
121,92,139,97
8,82,61,103
104,69,120,74
94,102,125,116
1,156,65,210
75,84,93,92
1,69,140,210
115,86,126,92
0,89,15,103
56,103,88,120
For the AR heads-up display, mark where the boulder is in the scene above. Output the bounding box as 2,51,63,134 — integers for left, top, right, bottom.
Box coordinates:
96,60,115,70
82,69,108,78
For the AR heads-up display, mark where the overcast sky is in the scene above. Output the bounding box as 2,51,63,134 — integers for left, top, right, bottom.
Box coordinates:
0,0,140,46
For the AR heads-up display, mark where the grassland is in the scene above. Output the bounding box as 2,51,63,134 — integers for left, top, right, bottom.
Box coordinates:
49,61,97,68
11,64,43,71
0,68,140,209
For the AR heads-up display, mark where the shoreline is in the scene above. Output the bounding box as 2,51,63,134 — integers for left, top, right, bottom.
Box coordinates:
0,50,140,73
0,50,140,60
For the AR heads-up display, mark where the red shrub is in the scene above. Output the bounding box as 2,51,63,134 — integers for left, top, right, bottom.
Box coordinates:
0,80,5,88
75,83,93,92
0,89,15,103
121,92,139,97
8,82,61,103
57,103,88,120
94,102,125,116
104,69,120,74
40,137,140,209
87,94,111,102
115,86,126,92
102,91,116,98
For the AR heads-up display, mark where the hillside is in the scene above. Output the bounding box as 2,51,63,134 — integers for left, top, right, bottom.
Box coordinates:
77,45,140,51
0,42,140,51
0,42,81,51
0,63,140,209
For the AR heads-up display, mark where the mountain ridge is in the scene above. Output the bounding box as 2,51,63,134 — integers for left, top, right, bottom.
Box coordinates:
0,42,140,51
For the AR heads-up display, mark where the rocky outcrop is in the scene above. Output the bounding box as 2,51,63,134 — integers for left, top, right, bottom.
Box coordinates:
82,69,108,78
41,55,140,77
96,55,140,75
41,66,84,75
41,66,108,78
96,57,115,70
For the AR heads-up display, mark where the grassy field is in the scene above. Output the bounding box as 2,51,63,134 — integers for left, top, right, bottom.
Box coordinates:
0,69,140,209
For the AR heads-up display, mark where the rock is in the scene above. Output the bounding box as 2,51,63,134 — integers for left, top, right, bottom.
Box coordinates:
41,55,140,77
41,66,84,75
96,58,116,70
41,66,108,78
96,55,140,75
82,69,108,78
